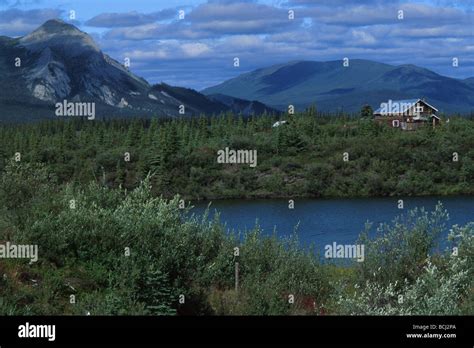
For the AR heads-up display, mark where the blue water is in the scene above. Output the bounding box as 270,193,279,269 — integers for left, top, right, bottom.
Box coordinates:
190,196,474,253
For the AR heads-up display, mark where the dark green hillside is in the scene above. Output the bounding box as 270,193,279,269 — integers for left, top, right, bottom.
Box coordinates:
0,112,472,200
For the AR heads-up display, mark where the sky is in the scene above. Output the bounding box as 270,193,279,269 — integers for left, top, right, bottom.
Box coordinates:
0,0,473,90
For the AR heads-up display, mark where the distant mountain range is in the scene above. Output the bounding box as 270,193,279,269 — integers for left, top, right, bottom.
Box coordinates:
202,60,474,114
0,19,277,122
1,20,472,122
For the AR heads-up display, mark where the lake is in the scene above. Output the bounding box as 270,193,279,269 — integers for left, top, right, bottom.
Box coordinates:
190,196,474,253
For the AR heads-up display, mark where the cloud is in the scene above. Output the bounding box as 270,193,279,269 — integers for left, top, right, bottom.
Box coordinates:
85,9,176,27
0,8,62,36
95,1,298,39
122,40,213,61
389,24,473,38
2,0,471,88
180,42,211,57
304,3,468,26
103,4,302,42
189,1,279,20
0,0,43,6
97,0,472,88
187,1,298,34
283,0,400,6
105,22,214,40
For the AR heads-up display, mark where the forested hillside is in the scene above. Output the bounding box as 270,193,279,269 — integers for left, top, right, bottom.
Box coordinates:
0,113,473,199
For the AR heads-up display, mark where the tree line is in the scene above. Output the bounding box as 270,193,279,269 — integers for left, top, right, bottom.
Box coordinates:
0,111,472,199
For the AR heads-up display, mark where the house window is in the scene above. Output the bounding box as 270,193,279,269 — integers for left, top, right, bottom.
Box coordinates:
414,105,424,115
392,120,400,128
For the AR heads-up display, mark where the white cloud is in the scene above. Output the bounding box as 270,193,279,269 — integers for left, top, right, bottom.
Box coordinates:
180,42,211,57
0,8,63,36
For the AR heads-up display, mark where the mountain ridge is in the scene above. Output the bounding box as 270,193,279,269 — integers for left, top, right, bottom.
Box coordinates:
0,19,276,123
202,60,474,114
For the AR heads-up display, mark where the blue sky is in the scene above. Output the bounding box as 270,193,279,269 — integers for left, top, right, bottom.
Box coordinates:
1,0,473,90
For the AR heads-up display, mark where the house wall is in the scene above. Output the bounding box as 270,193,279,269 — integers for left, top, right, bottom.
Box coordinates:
410,101,436,116
374,100,438,130
374,116,433,131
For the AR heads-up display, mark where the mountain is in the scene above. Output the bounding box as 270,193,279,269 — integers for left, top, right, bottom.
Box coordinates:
206,93,279,115
463,77,474,89
0,19,275,122
148,84,278,116
202,60,474,114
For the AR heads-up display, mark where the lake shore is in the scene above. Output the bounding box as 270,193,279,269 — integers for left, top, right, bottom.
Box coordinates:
179,191,474,202
190,195,474,250
1,175,472,316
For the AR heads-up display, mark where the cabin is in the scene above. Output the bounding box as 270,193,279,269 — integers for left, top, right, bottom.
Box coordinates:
373,98,440,130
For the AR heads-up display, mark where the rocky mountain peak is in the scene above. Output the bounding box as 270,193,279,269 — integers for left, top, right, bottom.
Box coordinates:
36,19,77,33
20,19,100,53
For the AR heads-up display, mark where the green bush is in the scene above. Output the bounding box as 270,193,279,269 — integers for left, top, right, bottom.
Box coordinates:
0,160,472,315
